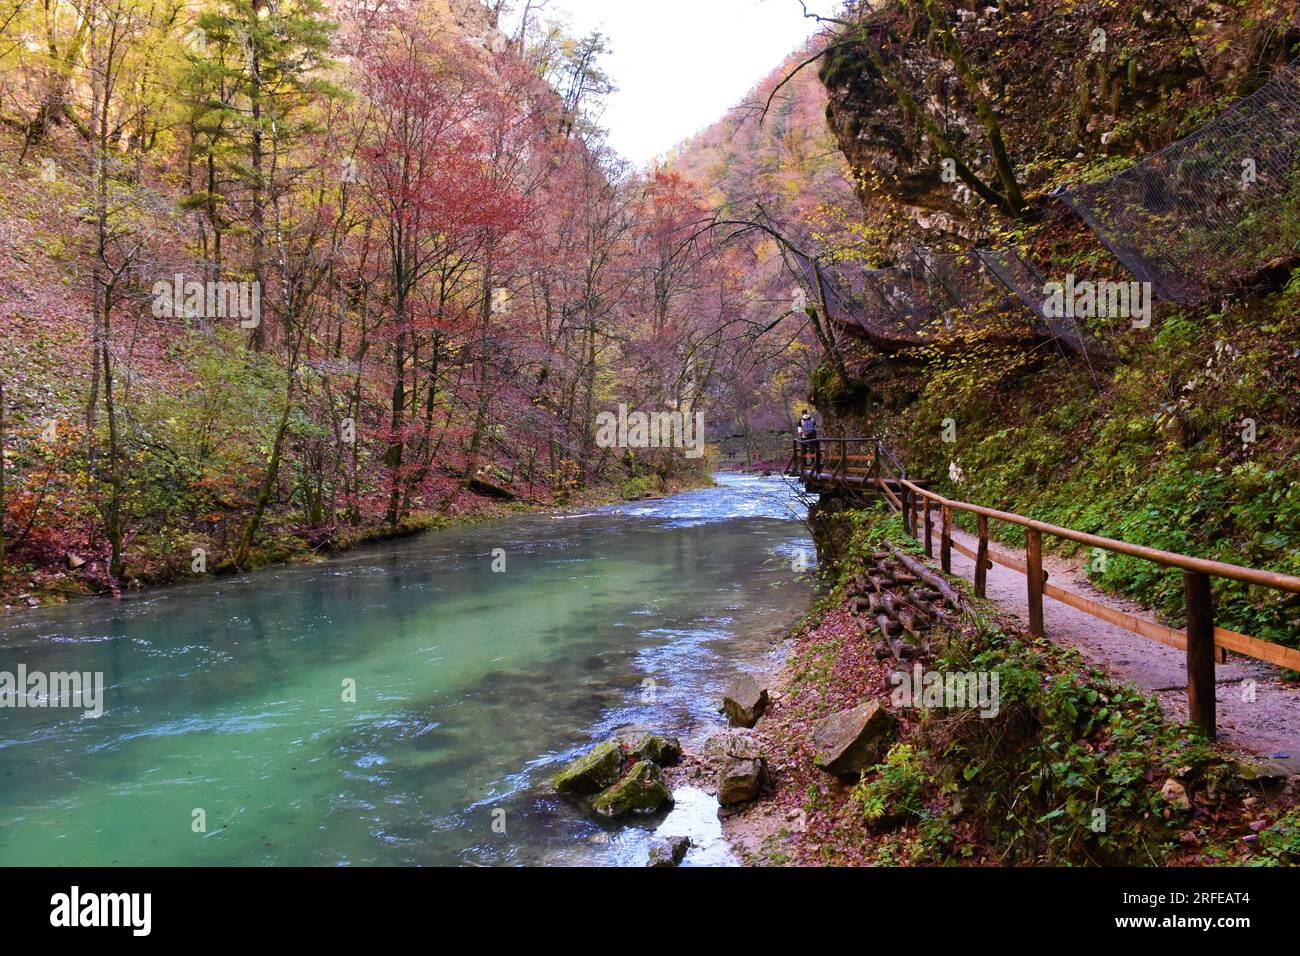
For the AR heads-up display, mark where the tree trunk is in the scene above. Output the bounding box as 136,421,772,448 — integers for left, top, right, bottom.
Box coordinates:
249,3,268,351
236,379,295,567
921,0,1026,213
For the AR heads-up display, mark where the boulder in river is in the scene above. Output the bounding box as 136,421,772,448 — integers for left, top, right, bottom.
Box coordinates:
623,732,683,767
702,729,764,765
592,760,674,817
646,835,691,867
553,740,624,795
721,675,769,728
812,700,899,780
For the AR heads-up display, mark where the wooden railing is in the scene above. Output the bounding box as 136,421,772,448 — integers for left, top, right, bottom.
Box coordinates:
785,437,908,496
790,437,1300,739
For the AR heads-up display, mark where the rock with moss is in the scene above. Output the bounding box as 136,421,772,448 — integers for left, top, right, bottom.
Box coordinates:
623,732,683,767
1232,757,1292,786
591,760,674,818
553,740,624,795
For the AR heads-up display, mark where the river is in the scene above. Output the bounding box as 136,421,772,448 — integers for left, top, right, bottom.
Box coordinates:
0,474,813,867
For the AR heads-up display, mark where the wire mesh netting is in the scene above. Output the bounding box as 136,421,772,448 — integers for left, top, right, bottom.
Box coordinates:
788,245,1054,348
1057,55,1300,304
909,249,1041,332
976,247,1093,356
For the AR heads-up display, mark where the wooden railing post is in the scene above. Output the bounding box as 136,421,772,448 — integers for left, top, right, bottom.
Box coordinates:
1184,571,1217,739
1026,528,1044,637
872,443,881,493
924,500,933,557
902,487,913,534
975,514,990,599
941,506,952,574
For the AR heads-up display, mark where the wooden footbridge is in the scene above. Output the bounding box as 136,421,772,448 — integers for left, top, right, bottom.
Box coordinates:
787,437,1300,740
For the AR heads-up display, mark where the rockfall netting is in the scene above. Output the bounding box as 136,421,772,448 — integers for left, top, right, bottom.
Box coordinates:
976,247,1093,356
1056,55,1300,304
788,245,1072,350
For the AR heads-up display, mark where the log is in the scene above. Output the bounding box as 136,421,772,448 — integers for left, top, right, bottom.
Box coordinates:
898,597,935,624
469,476,518,501
899,608,923,639
890,547,963,609
876,614,903,658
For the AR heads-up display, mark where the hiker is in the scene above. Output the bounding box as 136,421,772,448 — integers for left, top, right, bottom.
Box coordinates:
797,410,820,473
797,410,817,442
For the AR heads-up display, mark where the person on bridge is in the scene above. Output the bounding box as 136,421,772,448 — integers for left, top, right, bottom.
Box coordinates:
798,411,818,442
797,411,820,473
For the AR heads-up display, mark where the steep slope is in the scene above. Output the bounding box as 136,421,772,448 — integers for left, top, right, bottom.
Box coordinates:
800,1,1300,646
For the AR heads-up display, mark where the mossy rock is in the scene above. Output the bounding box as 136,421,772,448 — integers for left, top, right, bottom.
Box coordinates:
591,760,674,818
809,360,867,411
622,733,682,767
553,740,624,795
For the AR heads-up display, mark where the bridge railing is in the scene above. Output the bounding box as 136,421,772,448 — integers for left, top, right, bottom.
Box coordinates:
793,437,1300,739
786,437,884,487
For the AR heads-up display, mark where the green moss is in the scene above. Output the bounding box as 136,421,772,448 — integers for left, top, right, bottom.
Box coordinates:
810,360,868,410
553,740,624,795
591,760,673,817
849,288,1300,647
622,733,682,766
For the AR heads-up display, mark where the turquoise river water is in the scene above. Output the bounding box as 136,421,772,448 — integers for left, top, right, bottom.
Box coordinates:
0,474,813,866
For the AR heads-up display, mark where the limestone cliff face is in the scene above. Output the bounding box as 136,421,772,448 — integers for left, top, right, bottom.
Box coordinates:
819,0,1299,250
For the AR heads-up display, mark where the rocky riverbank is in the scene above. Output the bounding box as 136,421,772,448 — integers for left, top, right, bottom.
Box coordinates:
708,507,1300,867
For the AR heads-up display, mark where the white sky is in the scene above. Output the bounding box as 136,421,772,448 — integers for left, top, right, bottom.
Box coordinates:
536,0,845,166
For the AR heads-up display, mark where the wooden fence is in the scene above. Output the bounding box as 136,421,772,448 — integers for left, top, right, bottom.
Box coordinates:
788,437,1300,738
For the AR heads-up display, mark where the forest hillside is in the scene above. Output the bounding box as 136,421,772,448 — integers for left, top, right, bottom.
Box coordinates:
0,0,815,605
782,0,1300,647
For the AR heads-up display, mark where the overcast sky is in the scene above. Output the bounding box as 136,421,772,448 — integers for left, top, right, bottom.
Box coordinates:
534,0,845,166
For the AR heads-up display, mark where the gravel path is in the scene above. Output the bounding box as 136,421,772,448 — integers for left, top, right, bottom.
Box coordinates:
932,525,1300,771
